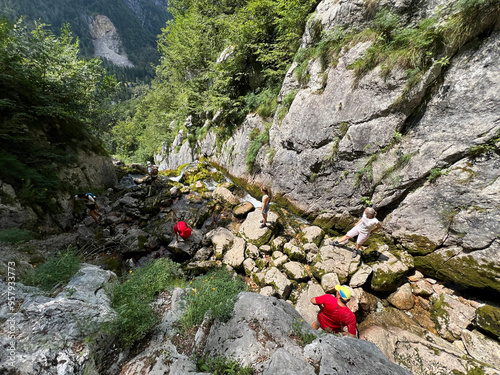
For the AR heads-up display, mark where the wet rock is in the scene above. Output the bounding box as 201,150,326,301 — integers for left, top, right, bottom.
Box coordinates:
387,283,415,310
213,186,240,206
233,201,255,219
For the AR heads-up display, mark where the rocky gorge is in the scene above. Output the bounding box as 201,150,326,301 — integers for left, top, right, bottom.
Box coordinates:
0,161,499,374
158,0,500,297
0,0,500,374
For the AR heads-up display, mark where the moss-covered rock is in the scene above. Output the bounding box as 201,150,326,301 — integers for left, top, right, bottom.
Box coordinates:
398,234,437,255
414,248,500,293
476,305,500,339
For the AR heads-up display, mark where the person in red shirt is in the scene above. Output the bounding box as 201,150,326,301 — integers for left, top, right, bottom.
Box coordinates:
173,221,192,242
310,285,357,338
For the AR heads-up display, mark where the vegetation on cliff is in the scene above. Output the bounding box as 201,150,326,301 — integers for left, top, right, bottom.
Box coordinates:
0,18,115,207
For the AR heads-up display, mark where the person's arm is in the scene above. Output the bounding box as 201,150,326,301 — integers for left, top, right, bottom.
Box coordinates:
371,222,382,233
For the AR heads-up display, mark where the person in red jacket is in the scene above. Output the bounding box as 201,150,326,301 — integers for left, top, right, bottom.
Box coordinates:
173,221,192,242
310,285,357,338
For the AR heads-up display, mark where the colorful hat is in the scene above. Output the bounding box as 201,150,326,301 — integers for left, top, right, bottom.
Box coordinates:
335,285,351,300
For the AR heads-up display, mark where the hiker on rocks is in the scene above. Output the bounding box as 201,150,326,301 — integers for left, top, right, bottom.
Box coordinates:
147,161,159,196
311,285,357,338
72,193,101,223
174,220,192,242
260,186,271,228
334,207,382,258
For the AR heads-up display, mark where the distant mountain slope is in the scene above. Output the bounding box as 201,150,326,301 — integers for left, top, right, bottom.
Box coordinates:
0,0,171,80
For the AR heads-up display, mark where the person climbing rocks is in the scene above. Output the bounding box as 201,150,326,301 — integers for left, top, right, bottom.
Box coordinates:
173,220,192,242
260,186,271,228
147,161,159,196
333,207,382,258
72,193,101,223
311,285,357,338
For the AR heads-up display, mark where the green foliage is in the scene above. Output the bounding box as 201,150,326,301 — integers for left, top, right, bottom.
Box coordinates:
245,123,271,173
0,18,115,205
196,355,254,375
290,318,316,346
361,197,373,206
0,0,171,81
348,10,441,86
0,228,34,244
427,168,447,182
22,247,81,292
181,268,247,330
113,0,318,162
107,258,184,348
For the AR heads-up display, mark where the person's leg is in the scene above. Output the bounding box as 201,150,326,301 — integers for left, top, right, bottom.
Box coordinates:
262,212,267,226
356,233,370,250
335,227,358,245
312,320,320,330
89,210,99,222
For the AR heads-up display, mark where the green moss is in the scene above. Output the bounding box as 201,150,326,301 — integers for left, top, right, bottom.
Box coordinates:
370,267,407,292
429,294,450,332
415,252,500,292
137,235,148,250
115,165,146,180
399,234,437,255
476,305,500,339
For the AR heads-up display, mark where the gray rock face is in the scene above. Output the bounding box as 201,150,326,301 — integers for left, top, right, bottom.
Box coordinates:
155,1,500,293
0,264,116,375
203,292,409,374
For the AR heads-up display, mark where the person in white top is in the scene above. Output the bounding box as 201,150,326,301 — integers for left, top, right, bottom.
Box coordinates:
333,207,382,258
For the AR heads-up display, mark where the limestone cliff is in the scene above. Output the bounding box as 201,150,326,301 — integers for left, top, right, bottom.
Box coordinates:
88,15,134,67
156,0,500,293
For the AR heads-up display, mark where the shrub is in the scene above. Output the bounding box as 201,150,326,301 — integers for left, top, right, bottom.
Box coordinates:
245,124,271,173
196,355,254,375
0,228,34,244
107,258,184,347
22,247,81,291
181,268,247,330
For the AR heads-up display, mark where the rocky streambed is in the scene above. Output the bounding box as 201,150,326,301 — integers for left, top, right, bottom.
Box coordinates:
1,161,499,374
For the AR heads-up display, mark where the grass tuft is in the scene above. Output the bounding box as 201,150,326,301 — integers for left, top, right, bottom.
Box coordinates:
21,247,81,292
181,267,247,330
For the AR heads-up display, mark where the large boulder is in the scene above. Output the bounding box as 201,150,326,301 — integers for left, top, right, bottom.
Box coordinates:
0,264,116,375
265,267,292,299
476,304,500,339
204,292,410,374
239,211,279,247
206,227,234,259
311,245,359,283
429,294,476,342
223,236,246,270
